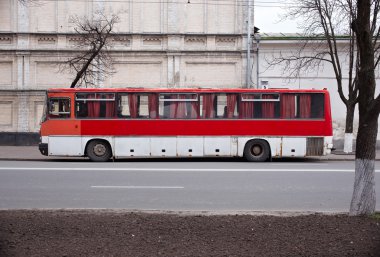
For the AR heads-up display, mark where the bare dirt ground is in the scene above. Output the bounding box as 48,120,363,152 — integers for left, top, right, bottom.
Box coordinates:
0,210,379,257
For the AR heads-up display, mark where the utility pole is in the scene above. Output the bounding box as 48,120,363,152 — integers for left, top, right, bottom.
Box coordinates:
246,0,252,88
254,33,261,89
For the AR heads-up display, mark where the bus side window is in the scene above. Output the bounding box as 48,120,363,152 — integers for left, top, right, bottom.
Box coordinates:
216,94,227,118
226,94,238,118
76,93,116,119
280,94,297,119
214,94,238,119
240,94,256,119
118,94,131,117
118,93,159,119
296,93,324,119
159,93,199,119
311,94,325,118
261,94,279,119
239,93,280,119
200,94,216,119
139,95,149,118
48,98,70,119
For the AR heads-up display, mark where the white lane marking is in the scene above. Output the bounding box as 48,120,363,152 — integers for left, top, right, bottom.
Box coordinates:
0,167,375,173
271,163,330,166
91,186,184,189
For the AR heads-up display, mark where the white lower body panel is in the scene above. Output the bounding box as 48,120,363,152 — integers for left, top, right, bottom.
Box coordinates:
45,136,332,158
151,137,177,157
48,136,82,156
115,137,151,157
177,137,203,157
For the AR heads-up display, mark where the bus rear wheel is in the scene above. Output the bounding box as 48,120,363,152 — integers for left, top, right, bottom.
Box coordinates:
244,139,270,162
86,140,112,162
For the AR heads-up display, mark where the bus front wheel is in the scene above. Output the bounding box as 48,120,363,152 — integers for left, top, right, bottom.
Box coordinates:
86,140,112,162
244,140,270,162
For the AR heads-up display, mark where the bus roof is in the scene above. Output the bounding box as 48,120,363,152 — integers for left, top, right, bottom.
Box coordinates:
47,87,329,94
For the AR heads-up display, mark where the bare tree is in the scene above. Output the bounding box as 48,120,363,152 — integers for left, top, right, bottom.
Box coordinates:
18,0,31,4
266,0,358,153
18,0,40,6
349,0,380,215
266,0,380,215
63,12,119,88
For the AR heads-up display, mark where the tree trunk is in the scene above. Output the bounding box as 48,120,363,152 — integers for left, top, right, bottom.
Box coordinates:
343,103,355,153
350,116,378,215
70,44,105,88
349,0,378,216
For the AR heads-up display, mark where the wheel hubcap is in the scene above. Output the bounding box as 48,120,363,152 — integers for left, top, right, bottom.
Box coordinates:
93,144,106,156
251,145,262,156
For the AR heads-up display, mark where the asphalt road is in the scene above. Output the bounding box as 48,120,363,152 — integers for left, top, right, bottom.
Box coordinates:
0,159,379,212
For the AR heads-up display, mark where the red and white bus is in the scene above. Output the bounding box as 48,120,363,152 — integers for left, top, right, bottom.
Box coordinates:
39,88,333,162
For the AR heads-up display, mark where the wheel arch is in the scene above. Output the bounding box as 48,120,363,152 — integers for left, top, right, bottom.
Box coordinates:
239,137,278,157
84,137,113,157
243,138,272,162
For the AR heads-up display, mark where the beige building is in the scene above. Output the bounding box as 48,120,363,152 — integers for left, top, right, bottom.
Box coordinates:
0,0,253,143
0,0,367,147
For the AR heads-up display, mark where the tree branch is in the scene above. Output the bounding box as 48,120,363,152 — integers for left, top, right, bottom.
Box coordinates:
62,12,120,88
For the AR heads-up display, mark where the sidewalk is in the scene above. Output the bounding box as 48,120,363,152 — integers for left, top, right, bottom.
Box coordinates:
0,146,86,161
1,145,379,161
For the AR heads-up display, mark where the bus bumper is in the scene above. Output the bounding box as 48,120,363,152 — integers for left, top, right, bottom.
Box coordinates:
39,143,48,156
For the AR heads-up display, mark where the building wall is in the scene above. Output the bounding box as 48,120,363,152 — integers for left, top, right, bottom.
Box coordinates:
0,0,250,139
0,0,372,148
256,38,379,146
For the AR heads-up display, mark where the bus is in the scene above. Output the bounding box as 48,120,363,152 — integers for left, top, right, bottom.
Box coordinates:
39,88,333,162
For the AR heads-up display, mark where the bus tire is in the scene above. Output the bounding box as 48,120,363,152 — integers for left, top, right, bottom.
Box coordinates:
86,140,112,162
244,139,270,162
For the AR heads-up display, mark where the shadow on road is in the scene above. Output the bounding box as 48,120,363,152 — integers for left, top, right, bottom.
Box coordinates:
36,156,324,163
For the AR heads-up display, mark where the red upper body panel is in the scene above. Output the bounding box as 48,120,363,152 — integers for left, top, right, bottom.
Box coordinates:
40,88,333,137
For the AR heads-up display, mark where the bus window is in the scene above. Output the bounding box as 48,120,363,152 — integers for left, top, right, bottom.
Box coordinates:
147,94,159,118
138,95,149,118
226,94,238,118
216,95,227,118
200,94,216,119
311,93,325,118
214,94,238,119
159,93,199,119
48,98,70,119
280,93,297,119
297,93,325,119
239,94,255,119
118,94,131,116
261,94,279,119
75,93,116,119
118,93,159,119
240,93,279,119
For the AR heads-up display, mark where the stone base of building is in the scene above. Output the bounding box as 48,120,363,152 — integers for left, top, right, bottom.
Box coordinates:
0,132,40,146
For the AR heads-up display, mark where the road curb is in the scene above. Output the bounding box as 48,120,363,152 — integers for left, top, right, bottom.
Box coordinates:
0,208,350,217
0,157,366,161
1,156,379,161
